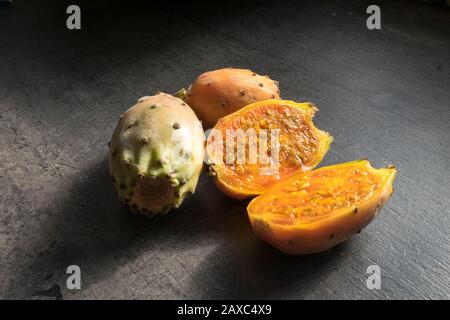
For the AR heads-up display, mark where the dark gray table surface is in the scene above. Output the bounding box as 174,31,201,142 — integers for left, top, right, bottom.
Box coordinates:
1,0,449,299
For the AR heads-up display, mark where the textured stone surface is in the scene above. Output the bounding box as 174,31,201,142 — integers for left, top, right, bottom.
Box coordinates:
0,0,449,299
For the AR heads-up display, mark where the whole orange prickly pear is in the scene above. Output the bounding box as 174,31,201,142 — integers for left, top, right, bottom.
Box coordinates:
177,68,280,128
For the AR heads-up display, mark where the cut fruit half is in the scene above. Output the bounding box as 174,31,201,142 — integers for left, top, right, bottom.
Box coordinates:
247,160,397,255
206,99,332,199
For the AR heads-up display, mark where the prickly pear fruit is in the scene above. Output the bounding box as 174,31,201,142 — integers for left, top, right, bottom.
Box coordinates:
177,68,280,129
108,93,205,216
247,160,397,255
207,99,333,199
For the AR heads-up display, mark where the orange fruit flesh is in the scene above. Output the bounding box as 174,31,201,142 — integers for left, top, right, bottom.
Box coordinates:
250,161,387,225
208,101,331,195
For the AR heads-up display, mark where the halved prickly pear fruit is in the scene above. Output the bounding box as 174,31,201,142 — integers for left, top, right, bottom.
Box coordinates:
108,93,204,216
247,160,397,255
178,68,280,129
206,99,332,199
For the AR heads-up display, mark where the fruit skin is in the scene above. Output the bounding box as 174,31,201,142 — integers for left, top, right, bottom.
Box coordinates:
247,160,397,255
108,93,204,216
179,68,280,129
207,99,333,199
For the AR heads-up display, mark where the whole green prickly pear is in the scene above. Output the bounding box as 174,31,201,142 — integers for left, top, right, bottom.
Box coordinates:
108,93,205,216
